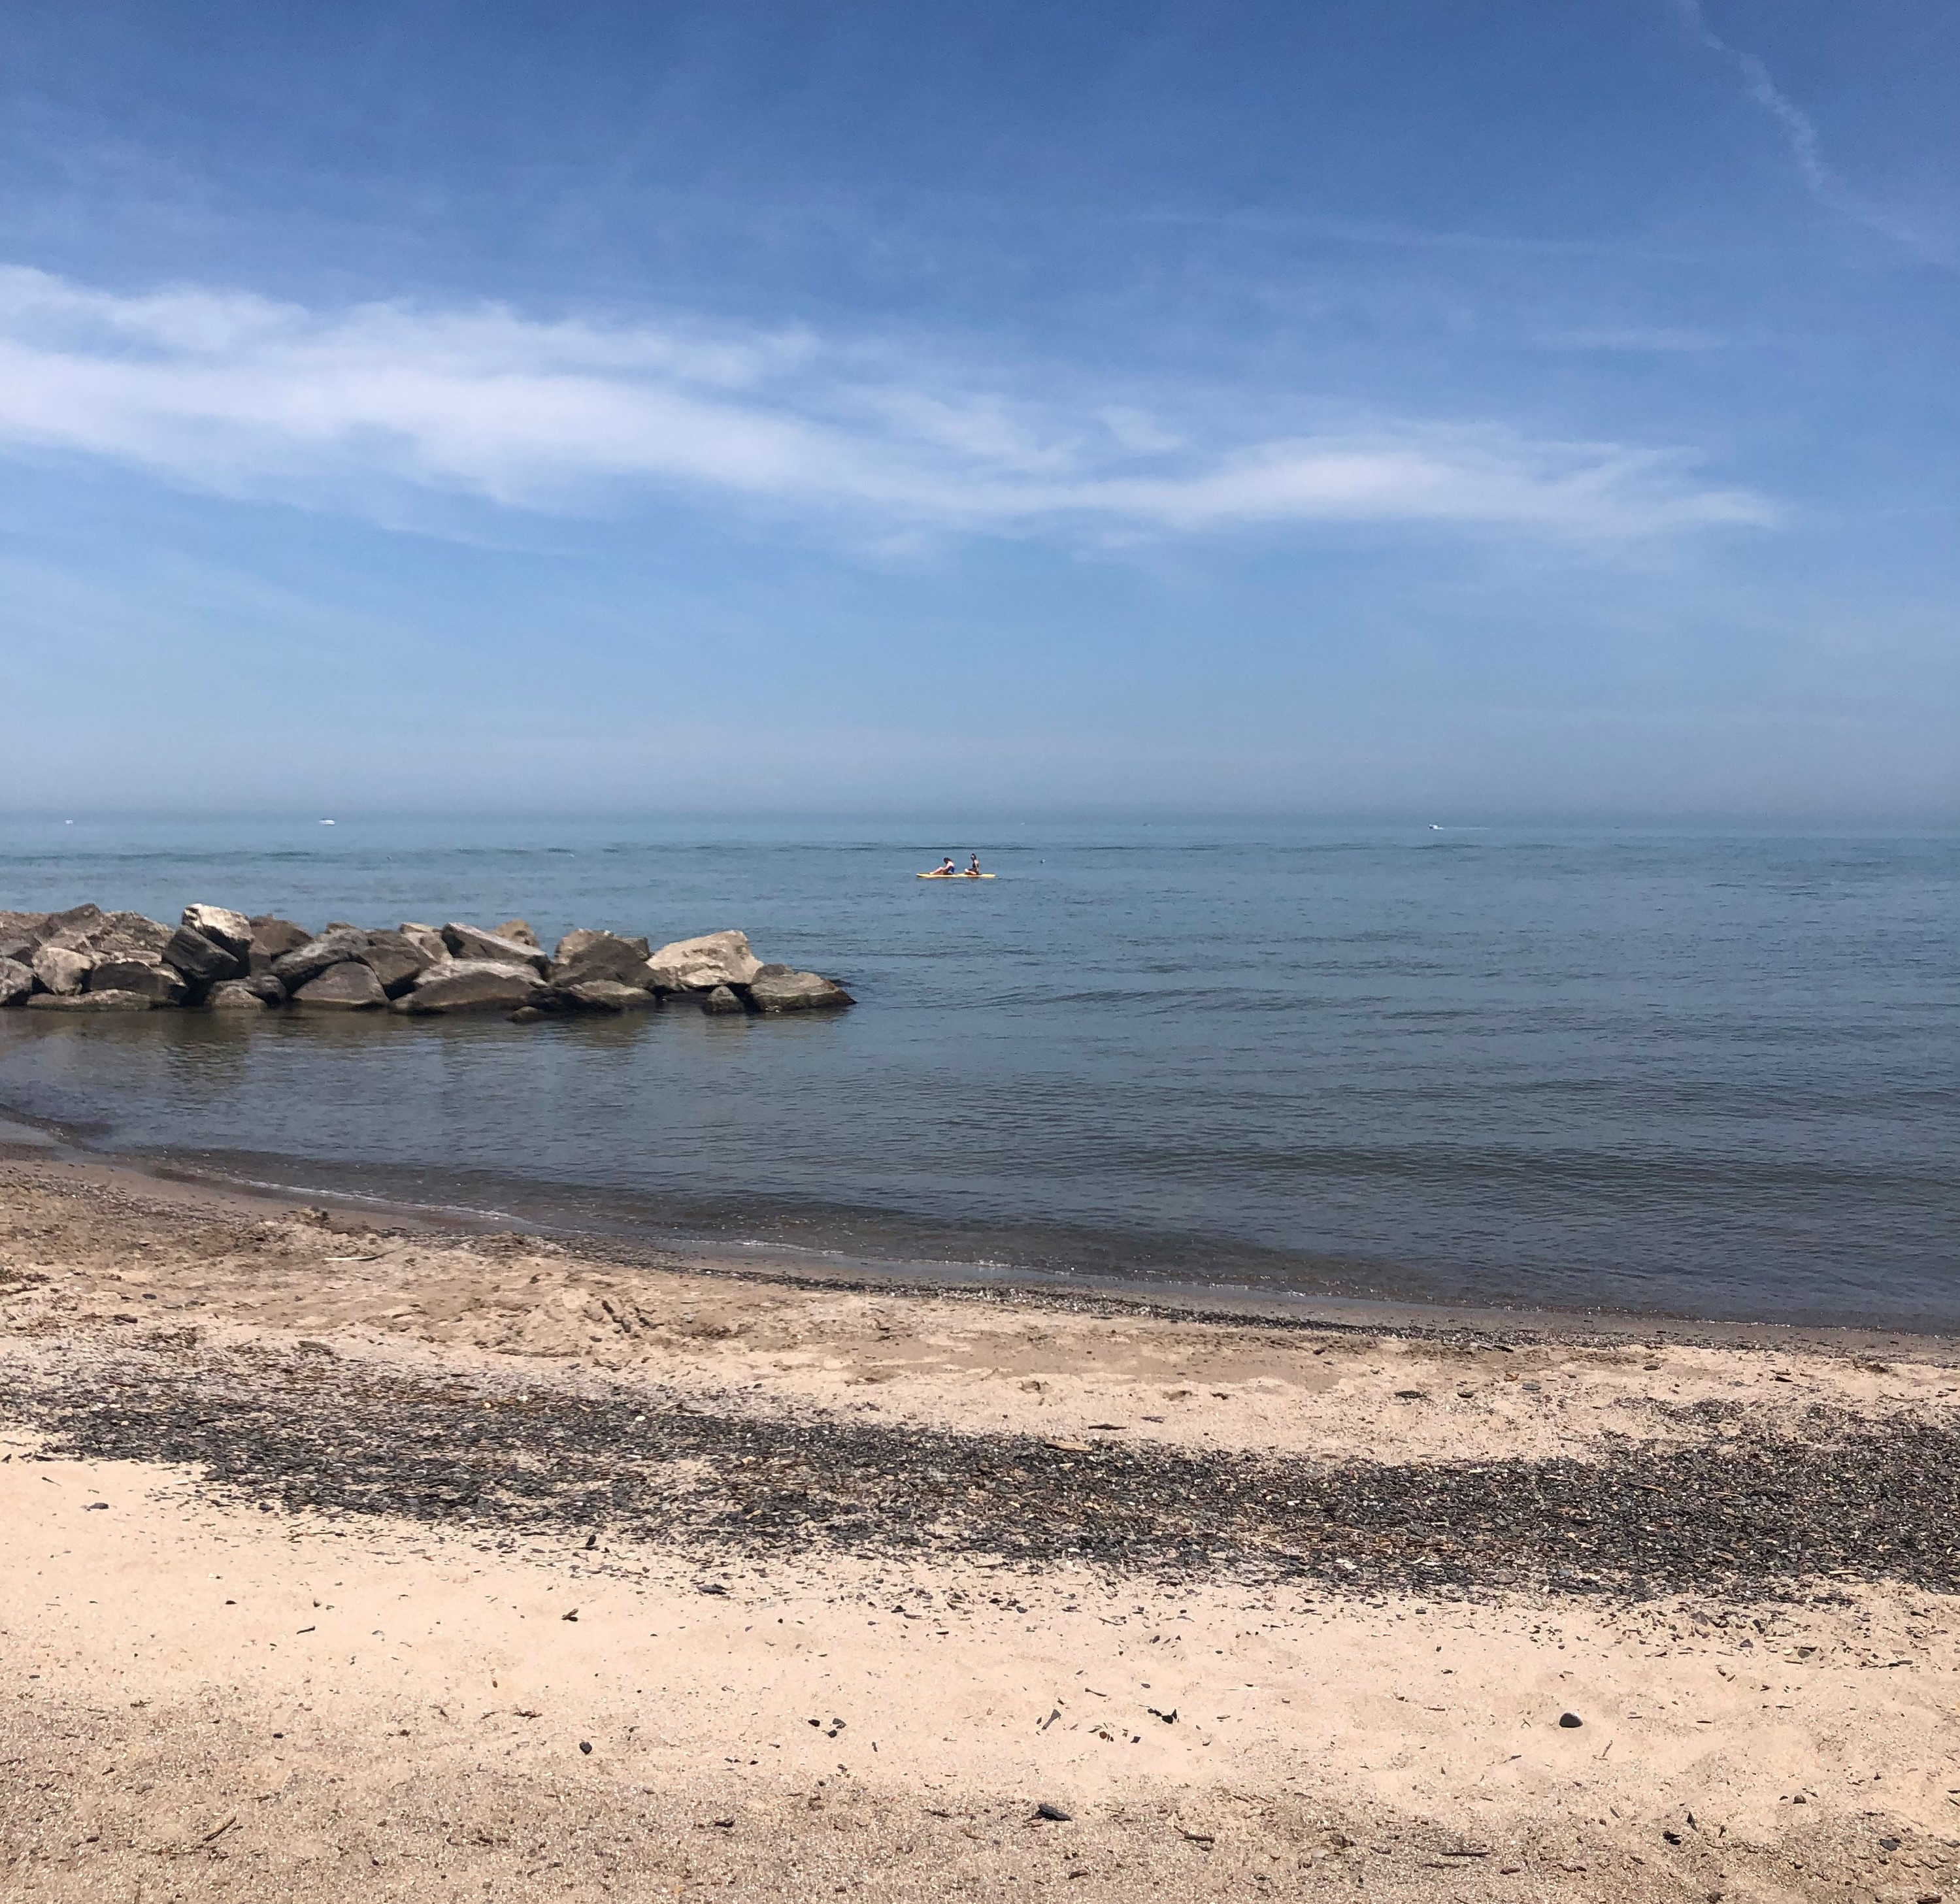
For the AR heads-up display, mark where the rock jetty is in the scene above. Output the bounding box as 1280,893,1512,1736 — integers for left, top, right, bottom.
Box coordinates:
0,907,852,1021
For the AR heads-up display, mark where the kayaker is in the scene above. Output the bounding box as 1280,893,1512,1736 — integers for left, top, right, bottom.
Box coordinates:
934,857,957,875
967,853,983,876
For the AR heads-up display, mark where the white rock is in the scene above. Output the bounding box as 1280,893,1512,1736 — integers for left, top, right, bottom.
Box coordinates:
410,957,541,990
182,905,254,959
441,923,550,972
0,955,33,1005
645,928,763,991
31,944,93,995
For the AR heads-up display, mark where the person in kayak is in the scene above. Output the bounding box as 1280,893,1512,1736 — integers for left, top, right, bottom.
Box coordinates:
967,853,983,876
933,857,957,875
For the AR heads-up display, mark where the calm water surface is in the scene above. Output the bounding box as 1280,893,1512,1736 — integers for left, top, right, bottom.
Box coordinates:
1,816,1955,1326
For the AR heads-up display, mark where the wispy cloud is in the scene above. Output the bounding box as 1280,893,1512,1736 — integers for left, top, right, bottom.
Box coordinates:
1670,0,1951,265
0,265,1773,544
1546,326,1726,353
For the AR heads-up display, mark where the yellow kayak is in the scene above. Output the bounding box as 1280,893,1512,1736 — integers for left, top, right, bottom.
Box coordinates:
917,871,998,879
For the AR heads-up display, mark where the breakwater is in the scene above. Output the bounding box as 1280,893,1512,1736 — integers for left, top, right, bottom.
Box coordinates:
0,904,852,1019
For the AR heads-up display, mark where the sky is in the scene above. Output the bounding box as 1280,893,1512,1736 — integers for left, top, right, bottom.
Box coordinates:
0,0,1955,818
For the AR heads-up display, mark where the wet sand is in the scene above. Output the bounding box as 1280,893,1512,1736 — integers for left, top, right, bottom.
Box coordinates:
5,1155,1960,1900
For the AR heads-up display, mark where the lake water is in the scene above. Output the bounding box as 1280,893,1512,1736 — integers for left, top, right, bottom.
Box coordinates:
1,816,1955,1327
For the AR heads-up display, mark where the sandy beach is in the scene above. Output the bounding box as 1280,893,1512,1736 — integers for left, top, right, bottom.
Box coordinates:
5,1151,1960,1901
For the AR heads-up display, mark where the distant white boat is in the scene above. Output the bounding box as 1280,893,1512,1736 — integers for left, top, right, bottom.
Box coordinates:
318,819,336,826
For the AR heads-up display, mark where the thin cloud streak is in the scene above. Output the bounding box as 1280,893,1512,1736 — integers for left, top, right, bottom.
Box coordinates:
0,265,1774,544
1671,0,1952,265
1546,326,1727,353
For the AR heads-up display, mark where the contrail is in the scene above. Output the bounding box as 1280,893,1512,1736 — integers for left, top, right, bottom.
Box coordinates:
1669,0,1949,265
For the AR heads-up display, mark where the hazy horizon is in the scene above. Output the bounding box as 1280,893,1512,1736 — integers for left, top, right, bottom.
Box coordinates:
4,809,1957,836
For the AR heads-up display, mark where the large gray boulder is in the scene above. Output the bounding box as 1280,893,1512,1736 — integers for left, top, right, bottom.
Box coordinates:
26,989,154,1011
548,930,654,989
87,957,188,1004
163,924,243,987
554,927,640,965
206,979,269,1010
82,912,174,959
397,922,451,964
646,928,763,991
271,928,371,991
248,916,311,975
182,905,254,961
551,979,659,1013
31,944,93,995
395,961,542,1014
493,917,541,949
292,962,388,1008
700,983,746,1015
38,904,103,940
0,955,33,1005
357,929,440,997
442,923,550,972
747,965,854,1013
242,972,287,1003
18,905,108,960
0,910,48,956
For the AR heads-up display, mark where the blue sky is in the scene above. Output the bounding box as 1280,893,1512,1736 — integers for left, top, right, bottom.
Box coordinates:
1,0,1955,817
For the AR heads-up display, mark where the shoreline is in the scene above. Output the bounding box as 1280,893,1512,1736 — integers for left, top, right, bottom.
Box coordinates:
6,1156,1960,1898
3,1103,1953,1353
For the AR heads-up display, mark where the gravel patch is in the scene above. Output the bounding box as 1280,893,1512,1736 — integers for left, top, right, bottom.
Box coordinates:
10,1338,1960,1600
